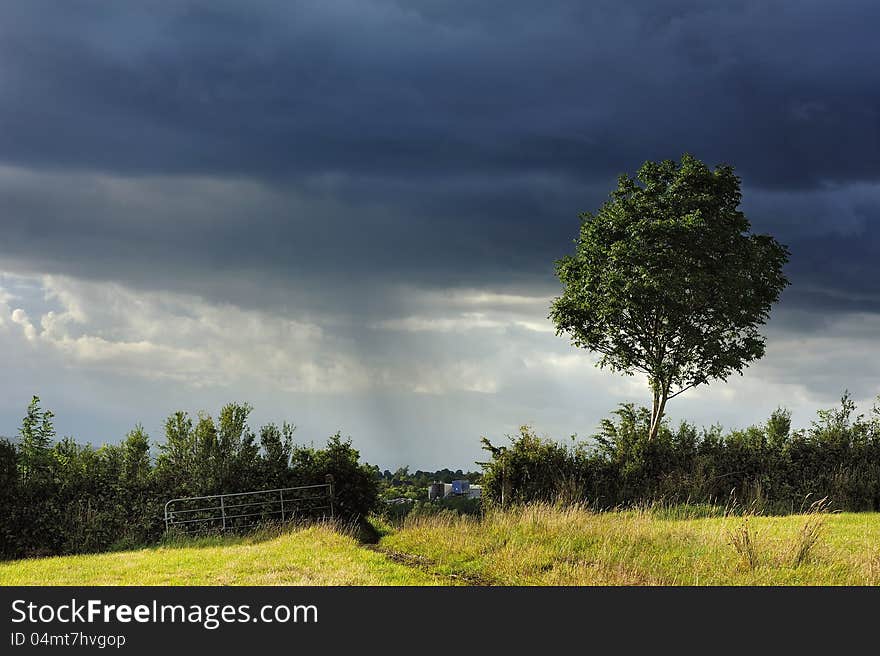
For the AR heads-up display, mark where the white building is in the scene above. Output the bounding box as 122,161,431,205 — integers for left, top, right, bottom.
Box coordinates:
427,480,482,500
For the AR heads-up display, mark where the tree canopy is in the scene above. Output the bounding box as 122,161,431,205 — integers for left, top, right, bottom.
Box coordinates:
550,154,790,440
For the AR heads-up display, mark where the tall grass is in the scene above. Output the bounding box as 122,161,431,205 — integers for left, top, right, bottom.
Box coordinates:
789,497,831,567
381,502,880,585
727,518,760,571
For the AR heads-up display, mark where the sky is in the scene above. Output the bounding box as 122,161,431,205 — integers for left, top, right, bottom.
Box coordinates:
1,0,879,470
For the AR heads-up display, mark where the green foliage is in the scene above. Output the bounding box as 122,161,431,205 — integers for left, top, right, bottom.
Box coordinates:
480,394,880,513
480,426,592,507
0,439,17,491
1,398,379,560
122,425,151,486
290,433,378,520
408,496,482,520
550,154,790,438
259,422,295,488
17,396,55,484
0,439,18,556
155,410,194,492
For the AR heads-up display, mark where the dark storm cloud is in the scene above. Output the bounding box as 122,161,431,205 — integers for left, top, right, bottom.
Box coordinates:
0,0,879,316
2,1,878,182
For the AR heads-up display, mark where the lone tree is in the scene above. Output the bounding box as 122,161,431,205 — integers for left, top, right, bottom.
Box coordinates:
550,154,790,440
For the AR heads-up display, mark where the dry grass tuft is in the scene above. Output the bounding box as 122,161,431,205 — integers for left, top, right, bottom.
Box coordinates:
726,518,760,571
788,496,830,567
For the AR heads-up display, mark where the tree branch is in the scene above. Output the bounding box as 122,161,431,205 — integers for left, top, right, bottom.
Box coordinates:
667,381,701,400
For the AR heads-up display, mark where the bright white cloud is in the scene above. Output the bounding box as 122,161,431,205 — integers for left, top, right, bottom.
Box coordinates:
377,313,554,334
2,273,369,393
1,273,555,397
375,287,556,335
10,308,37,341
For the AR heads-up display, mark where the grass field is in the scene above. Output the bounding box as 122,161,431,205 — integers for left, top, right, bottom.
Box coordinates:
4,505,880,585
382,504,880,585
0,524,440,586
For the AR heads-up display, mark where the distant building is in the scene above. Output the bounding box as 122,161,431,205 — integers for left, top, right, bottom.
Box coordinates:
427,480,481,500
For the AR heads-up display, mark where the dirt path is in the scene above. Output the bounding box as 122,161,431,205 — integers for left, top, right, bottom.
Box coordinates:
364,545,494,586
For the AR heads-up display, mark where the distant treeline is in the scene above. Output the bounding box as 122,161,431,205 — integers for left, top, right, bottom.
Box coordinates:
372,466,483,502
0,397,377,560
480,394,880,513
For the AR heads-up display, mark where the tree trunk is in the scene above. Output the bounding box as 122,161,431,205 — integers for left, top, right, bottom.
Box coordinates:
649,381,669,441
649,380,660,440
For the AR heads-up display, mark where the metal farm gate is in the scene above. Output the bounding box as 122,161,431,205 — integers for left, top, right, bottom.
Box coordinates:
164,479,334,534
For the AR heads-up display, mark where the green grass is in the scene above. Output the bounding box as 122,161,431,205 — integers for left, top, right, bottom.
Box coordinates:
0,524,442,586
380,504,880,585
5,506,880,585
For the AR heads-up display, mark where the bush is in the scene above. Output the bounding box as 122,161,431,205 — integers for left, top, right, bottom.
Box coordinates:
290,433,378,520
480,394,880,513
1,398,378,560
480,426,595,507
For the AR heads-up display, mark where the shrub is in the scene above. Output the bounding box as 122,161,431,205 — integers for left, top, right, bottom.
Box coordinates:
290,433,378,520
479,394,880,513
1,398,378,559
